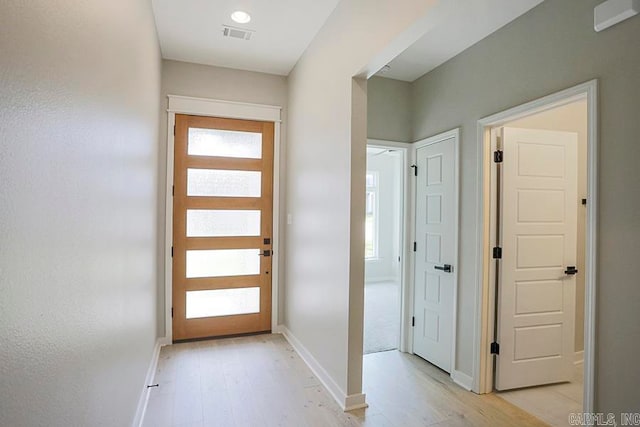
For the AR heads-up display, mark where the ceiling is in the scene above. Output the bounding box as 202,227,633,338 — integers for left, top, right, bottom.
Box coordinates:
151,0,542,80
380,0,544,82
151,0,341,75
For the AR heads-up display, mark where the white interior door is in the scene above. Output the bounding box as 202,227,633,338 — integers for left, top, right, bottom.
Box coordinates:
495,127,577,390
413,137,456,373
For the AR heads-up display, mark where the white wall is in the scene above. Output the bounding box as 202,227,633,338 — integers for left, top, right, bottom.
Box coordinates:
508,100,588,353
158,59,288,336
410,0,640,413
0,0,161,425
365,151,402,283
284,0,437,404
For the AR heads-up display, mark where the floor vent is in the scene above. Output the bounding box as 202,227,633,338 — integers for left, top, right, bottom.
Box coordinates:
222,25,253,40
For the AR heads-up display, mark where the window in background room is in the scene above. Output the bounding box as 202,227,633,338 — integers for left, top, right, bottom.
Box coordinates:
365,171,379,259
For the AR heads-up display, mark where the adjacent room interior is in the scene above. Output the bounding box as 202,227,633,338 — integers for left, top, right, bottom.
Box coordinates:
364,145,403,355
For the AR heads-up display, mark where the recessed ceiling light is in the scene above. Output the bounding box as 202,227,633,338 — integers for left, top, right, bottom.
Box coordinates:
231,11,251,24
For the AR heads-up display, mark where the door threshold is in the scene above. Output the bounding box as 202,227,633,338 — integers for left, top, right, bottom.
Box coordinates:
173,329,272,344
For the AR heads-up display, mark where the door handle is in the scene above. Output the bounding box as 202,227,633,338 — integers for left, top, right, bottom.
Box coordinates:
258,250,272,257
434,264,453,273
564,266,578,275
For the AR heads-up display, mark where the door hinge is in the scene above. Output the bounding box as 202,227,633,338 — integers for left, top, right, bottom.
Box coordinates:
413,241,417,252
490,342,500,355
411,164,418,176
171,307,173,318
492,247,502,259
171,246,173,258
412,316,415,327
173,124,176,136
172,185,174,197
494,150,503,163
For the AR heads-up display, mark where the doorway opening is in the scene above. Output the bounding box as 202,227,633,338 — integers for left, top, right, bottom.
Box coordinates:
164,95,283,344
363,143,405,355
362,131,463,389
476,81,597,425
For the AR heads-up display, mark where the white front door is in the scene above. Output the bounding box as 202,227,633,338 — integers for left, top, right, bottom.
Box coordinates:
413,136,456,373
495,127,577,390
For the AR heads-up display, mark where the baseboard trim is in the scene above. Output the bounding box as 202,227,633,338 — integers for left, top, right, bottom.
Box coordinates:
575,350,584,366
280,326,366,411
344,393,368,411
451,369,474,391
132,338,165,427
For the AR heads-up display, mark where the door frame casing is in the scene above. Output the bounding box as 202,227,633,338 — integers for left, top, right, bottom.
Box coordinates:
164,95,282,344
473,80,598,413
409,129,466,388
365,139,409,353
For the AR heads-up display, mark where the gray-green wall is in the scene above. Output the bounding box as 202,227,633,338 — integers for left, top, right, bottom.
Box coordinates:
410,0,640,413
367,76,412,142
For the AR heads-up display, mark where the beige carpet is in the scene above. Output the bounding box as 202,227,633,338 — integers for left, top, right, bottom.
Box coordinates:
363,280,401,354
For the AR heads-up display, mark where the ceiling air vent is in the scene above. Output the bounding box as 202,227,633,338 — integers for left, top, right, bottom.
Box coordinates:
222,25,254,40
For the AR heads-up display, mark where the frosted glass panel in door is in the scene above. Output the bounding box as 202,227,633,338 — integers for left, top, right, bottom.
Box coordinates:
186,210,261,237
187,169,261,197
188,128,262,159
186,249,261,278
186,287,260,318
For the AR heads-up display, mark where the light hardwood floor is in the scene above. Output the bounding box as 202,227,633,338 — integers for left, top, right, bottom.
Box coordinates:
496,364,583,426
143,334,547,427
